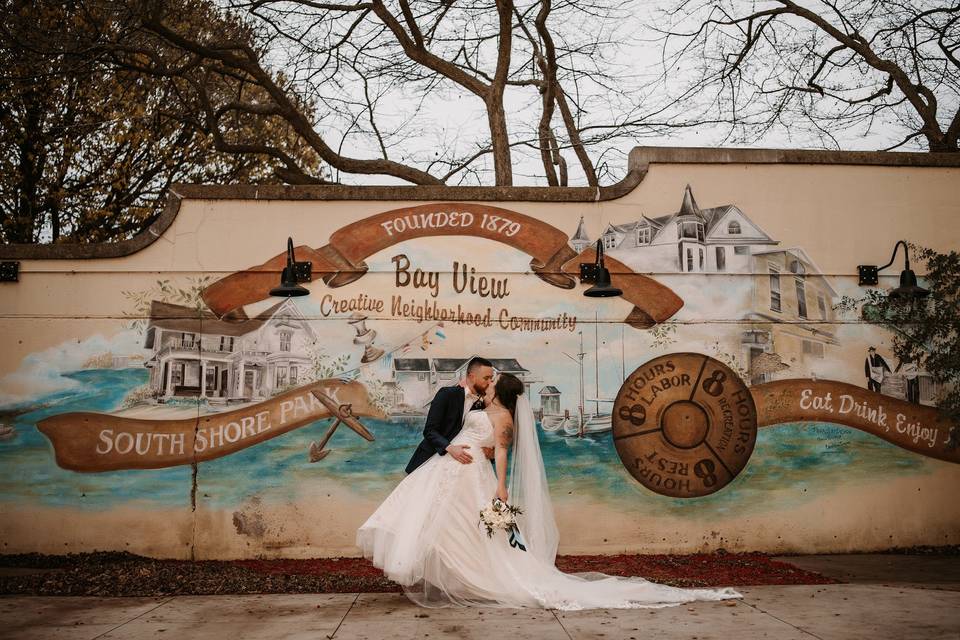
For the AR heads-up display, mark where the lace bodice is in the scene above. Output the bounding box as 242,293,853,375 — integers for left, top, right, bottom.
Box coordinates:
450,410,495,450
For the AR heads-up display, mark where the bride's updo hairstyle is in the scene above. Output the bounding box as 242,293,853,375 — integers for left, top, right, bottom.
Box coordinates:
494,373,524,417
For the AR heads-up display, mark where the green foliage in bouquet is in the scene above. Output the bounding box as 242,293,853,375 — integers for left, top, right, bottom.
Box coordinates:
478,498,523,539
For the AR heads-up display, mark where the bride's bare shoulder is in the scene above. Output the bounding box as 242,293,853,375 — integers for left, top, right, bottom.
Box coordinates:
486,407,514,445
486,406,512,424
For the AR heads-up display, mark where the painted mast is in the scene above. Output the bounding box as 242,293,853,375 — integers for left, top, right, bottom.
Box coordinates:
578,331,585,435
594,310,600,415
561,330,586,436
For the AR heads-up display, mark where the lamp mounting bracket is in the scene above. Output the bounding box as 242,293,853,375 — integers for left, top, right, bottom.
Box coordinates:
857,264,879,286
293,261,312,283
579,262,599,284
0,261,19,283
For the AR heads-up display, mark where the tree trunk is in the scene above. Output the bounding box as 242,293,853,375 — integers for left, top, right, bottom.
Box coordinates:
14,93,42,243
488,0,514,186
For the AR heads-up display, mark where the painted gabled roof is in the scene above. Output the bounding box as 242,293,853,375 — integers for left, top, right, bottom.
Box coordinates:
432,357,530,373
570,216,590,243
652,187,771,239
489,358,529,372
604,214,668,236
700,205,729,231
602,185,779,248
705,205,776,242
147,299,287,336
539,385,561,394
432,358,468,373
604,221,637,235
393,358,430,372
648,214,671,228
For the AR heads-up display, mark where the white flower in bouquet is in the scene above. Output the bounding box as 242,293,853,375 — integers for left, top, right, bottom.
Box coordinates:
478,497,522,538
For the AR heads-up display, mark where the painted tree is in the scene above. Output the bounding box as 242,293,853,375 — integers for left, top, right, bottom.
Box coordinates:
654,0,959,152
0,0,323,243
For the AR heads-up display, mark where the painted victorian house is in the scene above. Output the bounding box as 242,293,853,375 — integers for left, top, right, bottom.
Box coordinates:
581,184,840,385
143,298,315,402
597,184,778,274
743,247,839,384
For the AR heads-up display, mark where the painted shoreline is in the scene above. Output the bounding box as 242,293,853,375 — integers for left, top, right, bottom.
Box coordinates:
3,467,958,560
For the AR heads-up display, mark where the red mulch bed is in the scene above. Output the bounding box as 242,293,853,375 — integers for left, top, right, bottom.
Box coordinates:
235,551,836,590
0,551,836,596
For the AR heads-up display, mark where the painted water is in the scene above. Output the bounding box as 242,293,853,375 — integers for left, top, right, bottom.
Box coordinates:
0,369,930,517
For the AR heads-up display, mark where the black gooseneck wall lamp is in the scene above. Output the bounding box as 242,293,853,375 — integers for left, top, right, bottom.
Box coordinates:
857,240,929,305
580,239,623,298
269,237,312,298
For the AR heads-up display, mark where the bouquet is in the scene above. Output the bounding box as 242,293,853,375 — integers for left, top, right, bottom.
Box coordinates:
479,498,527,551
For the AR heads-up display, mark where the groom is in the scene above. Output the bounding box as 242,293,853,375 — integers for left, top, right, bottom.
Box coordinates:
405,356,495,473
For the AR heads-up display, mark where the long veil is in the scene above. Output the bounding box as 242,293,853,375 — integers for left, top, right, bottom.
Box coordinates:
364,389,742,609
508,393,559,564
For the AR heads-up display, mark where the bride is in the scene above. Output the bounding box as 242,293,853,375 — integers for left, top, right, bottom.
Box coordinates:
357,373,742,609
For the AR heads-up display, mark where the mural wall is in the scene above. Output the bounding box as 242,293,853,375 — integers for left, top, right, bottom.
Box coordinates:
1,148,958,559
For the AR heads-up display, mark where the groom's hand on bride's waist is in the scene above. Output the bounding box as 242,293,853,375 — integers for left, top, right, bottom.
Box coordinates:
445,444,473,464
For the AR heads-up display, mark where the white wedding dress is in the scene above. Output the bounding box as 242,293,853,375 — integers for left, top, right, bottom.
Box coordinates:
357,408,742,610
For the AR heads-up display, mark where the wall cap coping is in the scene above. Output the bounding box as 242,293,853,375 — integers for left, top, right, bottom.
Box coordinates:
3,145,958,260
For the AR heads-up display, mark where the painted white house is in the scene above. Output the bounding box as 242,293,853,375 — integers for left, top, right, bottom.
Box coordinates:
584,185,846,385
742,246,840,384
539,386,562,415
143,298,316,401
390,358,432,410
594,184,778,274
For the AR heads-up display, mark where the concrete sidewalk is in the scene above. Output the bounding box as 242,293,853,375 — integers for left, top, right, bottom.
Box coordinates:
2,554,959,640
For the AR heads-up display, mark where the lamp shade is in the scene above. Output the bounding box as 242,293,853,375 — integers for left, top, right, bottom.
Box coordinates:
270,265,310,297
583,267,622,297
888,268,930,304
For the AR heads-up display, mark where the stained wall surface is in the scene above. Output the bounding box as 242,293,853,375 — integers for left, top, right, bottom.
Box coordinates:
1,147,958,559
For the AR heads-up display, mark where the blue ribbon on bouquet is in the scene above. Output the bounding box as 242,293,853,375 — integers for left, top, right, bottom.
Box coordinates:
508,525,527,552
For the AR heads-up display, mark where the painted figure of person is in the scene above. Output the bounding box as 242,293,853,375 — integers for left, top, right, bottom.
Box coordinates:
895,354,920,404
864,346,891,393
359,372,741,609
404,356,495,474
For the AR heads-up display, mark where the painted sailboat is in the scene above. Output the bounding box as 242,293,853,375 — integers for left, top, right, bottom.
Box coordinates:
557,314,620,437
540,410,572,432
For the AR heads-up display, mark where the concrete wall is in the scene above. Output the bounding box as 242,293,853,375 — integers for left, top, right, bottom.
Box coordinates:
1,147,959,559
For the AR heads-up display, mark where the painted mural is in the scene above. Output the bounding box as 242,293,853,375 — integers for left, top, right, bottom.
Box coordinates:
1,184,957,555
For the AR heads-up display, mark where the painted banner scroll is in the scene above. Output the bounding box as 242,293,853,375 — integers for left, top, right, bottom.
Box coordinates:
200,203,684,329
613,353,960,498
36,380,382,472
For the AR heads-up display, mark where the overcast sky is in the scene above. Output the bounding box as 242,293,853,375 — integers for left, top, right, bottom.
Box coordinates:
316,2,921,188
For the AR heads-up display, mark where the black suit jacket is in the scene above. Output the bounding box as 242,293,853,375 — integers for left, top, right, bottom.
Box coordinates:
405,385,475,474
